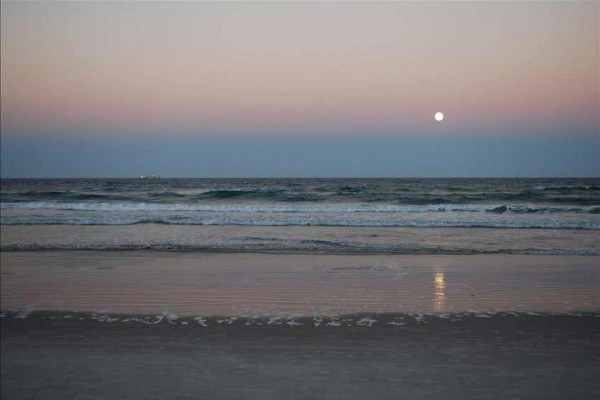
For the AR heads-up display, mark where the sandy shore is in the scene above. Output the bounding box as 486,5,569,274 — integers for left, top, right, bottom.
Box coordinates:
2,252,599,398
2,312,600,400
2,252,599,316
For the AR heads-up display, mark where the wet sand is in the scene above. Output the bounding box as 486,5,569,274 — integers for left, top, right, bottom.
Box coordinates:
2,252,599,316
2,312,600,400
3,225,599,255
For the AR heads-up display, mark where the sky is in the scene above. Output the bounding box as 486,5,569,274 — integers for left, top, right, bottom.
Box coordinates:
1,1,598,178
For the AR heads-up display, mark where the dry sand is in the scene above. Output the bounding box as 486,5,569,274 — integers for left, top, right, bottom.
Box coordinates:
2,312,600,400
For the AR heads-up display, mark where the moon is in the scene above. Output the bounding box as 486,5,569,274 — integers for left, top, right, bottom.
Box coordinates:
434,112,444,122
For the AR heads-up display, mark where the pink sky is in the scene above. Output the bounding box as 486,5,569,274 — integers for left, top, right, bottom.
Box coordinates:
1,1,598,139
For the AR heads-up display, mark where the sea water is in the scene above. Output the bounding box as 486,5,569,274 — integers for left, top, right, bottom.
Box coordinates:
1,178,598,254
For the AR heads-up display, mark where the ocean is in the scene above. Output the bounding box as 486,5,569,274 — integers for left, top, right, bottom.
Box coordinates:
1,178,599,254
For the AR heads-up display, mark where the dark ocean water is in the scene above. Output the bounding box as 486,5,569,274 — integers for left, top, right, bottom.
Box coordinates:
1,178,599,228
1,178,599,254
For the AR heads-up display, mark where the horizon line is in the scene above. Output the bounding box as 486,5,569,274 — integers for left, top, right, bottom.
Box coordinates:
2,176,599,180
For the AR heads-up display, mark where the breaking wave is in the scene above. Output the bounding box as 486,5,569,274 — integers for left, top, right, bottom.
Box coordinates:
2,214,599,229
1,201,597,214
533,185,600,191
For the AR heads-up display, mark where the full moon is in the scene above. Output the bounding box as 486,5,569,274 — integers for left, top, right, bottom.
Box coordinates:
434,112,444,122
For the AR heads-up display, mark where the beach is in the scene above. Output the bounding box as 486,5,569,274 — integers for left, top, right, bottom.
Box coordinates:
3,310,599,400
2,251,600,399
1,178,599,398
3,0,599,397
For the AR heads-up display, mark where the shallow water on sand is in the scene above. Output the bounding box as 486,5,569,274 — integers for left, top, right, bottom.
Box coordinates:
1,252,598,317
2,225,599,255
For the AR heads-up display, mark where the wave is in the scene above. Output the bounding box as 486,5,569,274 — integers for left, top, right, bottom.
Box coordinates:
1,242,598,255
484,205,591,214
337,186,364,193
1,201,597,214
4,186,598,205
196,189,267,199
533,185,600,191
2,215,598,229
2,191,134,202
23,190,68,196
195,190,326,202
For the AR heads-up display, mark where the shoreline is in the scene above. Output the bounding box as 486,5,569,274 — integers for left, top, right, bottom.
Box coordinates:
3,225,599,255
2,309,600,325
3,247,600,256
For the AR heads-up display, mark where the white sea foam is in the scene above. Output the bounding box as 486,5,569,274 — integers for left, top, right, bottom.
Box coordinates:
15,308,32,319
90,312,119,323
161,310,180,324
1,201,593,214
217,317,238,325
267,317,283,325
2,214,598,230
357,317,377,327
387,320,407,326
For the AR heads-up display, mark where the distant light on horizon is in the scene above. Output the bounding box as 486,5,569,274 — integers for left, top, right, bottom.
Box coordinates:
434,112,444,122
